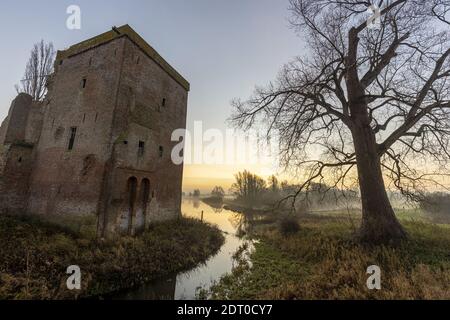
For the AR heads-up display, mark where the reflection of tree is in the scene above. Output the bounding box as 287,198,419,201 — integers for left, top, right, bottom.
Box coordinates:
193,199,200,209
212,207,223,214
228,212,256,237
208,202,223,210
202,198,225,213
114,275,176,300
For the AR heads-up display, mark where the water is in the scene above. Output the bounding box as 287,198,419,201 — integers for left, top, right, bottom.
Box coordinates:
112,198,252,300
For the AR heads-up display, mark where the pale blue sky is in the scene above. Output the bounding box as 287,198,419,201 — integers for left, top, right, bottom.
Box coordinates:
0,0,304,131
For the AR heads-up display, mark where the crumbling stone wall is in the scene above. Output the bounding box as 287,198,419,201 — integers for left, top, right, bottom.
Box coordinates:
0,144,34,214
0,93,43,145
0,93,43,213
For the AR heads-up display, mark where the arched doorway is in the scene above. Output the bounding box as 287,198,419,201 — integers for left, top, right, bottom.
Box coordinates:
135,178,150,233
118,177,138,235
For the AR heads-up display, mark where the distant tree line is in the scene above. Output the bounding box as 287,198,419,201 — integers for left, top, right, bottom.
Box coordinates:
211,186,225,201
420,192,450,219
230,170,359,211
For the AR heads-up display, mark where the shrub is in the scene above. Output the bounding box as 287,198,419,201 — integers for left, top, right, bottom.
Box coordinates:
278,216,300,236
420,192,450,222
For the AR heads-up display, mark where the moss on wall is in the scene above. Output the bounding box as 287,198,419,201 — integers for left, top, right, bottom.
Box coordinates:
130,104,159,129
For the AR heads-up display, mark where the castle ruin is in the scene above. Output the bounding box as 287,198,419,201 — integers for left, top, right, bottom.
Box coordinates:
0,25,189,237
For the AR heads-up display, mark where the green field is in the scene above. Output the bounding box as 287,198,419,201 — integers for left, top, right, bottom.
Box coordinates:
207,209,450,300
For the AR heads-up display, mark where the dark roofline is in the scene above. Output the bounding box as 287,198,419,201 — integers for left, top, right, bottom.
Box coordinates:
56,25,190,91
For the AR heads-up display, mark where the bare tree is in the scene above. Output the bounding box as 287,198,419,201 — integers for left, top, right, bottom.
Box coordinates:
231,171,267,205
16,40,55,101
268,175,280,193
211,186,226,200
231,0,450,243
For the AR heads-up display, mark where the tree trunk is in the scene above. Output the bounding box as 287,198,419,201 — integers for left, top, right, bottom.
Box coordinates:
351,119,407,244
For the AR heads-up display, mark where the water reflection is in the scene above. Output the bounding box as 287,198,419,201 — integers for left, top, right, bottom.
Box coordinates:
114,276,177,300
213,207,223,214
112,198,253,300
193,198,201,209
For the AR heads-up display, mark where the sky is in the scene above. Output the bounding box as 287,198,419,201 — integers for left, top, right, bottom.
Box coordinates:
0,0,305,193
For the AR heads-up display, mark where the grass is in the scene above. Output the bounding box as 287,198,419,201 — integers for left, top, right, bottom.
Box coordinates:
0,214,224,300
208,211,450,300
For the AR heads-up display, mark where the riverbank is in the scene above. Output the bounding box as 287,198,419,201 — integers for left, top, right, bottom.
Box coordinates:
0,214,224,300
208,209,450,299
201,197,224,208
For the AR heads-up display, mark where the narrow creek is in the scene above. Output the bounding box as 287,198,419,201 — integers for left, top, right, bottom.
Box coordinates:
111,198,253,300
